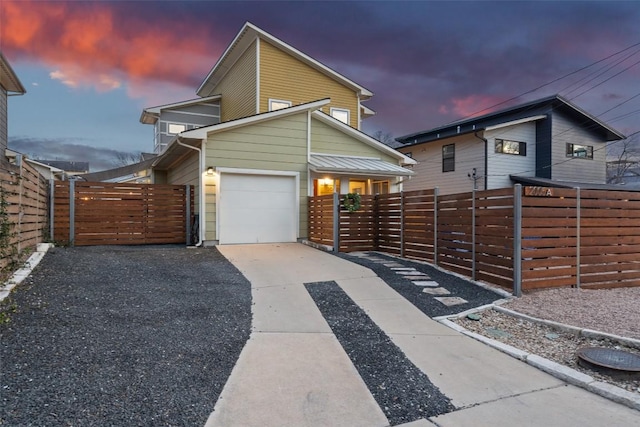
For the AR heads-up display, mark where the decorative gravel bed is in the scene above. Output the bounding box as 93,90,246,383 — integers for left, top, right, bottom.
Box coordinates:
0,245,252,426
453,308,640,394
305,281,455,425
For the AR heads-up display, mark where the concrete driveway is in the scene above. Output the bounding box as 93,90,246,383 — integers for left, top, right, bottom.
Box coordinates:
207,243,639,427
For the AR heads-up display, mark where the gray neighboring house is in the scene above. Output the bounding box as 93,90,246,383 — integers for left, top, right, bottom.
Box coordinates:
396,95,625,194
1,51,26,163
140,96,221,154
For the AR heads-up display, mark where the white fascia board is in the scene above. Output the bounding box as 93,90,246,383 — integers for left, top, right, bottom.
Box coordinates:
311,111,417,166
181,99,331,140
196,22,373,99
140,95,222,124
484,115,547,132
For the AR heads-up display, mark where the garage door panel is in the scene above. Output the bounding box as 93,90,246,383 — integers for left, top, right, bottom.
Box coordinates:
219,173,297,244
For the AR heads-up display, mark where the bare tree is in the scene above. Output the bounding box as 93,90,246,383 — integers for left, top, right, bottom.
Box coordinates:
607,136,640,184
372,130,394,144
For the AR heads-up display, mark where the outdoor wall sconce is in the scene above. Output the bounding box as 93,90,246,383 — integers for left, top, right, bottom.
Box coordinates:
206,167,215,176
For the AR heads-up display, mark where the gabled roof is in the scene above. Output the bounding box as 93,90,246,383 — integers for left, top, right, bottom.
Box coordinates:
0,51,26,94
140,95,221,124
397,95,625,146
196,22,373,100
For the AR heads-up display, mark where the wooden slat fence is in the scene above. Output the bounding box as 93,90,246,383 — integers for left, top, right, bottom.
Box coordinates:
53,181,193,246
309,185,640,293
0,161,48,270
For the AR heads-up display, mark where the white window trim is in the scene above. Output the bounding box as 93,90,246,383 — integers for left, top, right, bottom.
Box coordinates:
330,107,350,125
167,122,187,135
268,98,292,111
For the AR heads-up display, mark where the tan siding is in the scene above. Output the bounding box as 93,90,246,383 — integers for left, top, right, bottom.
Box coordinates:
0,87,7,154
215,40,257,122
551,112,607,183
259,40,360,129
310,118,397,163
399,134,485,194
205,112,309,239
166,151,201,216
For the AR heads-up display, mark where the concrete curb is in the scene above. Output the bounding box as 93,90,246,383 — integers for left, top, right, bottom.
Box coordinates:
437,306,640,412
0,243,53,302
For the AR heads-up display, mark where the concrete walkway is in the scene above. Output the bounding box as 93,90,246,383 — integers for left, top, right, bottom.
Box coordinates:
206,244,639,427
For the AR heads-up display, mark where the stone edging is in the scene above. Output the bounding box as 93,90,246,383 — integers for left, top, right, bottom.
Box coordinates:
0,243,53,302
435,306,640,412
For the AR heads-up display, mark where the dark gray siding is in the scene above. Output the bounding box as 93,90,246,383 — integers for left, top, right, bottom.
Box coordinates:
154,101,221,153
535,117,552,178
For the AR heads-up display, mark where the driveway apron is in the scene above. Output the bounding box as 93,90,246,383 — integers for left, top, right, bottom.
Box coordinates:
210,243,640,427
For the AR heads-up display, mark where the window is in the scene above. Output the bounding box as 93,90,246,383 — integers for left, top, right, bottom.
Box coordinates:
566,143,593,159
269,99,291,111
372,180,390,195
442,144,455,172
168,123,186,135
314,178,339,196
495,138,526,156
348,180,367,194
330,108,350,125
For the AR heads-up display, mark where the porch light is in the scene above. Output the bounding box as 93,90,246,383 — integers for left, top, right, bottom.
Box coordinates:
206,167,215,176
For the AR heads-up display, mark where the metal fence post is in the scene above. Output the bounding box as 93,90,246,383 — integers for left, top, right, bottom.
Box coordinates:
434,187,439,265
49,179,55,242
513,184,522,297
69,180,75,247
400,191,405,257
333,192,340,253
186,184,191,245
576,187,581,289
472,188,476,281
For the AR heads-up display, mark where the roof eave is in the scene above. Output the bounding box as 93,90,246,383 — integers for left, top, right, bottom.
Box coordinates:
0,52,26,94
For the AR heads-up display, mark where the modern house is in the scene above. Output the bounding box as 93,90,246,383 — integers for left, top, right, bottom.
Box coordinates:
1,51,26,164
396,95,625,194
143,22,415,245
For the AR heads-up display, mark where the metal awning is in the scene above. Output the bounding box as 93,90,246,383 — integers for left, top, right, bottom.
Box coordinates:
309,153,413,177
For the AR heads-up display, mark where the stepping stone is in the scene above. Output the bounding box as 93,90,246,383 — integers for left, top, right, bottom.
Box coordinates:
383,263,404,268
434,296,468,306
404,276,431,281
398,270,423,275
390,267,415,270
485,327,512,339
412,281,439,287
422,287,451,295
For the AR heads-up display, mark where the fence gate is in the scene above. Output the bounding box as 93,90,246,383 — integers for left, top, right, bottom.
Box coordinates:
52,181,194,246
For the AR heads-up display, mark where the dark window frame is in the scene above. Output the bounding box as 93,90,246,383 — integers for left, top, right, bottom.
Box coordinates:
566,143,593,159
442,143,455,172
495,138,527,156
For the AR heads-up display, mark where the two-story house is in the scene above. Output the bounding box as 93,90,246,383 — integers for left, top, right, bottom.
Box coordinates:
1,51,26,164
396,95,624,194
143,22,415,245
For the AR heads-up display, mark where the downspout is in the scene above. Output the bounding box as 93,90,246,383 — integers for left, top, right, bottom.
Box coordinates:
474,131,488,190
176,136,205,246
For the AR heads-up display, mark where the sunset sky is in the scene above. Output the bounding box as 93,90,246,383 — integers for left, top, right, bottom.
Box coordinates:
2,0,640,171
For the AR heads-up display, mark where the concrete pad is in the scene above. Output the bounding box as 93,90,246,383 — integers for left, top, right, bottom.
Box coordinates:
205,332,388,427
336,276,404,302
252,285,331,333
218,244,375,287
430,384,640,426
413,281,439,287
351,297,459,336
423,287,451,295
389,334,563,408
433,296,468,306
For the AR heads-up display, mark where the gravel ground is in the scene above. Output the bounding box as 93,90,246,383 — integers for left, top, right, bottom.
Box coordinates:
339,252,504,317
305,281,454,425
0,245,252,426
454,308,640,394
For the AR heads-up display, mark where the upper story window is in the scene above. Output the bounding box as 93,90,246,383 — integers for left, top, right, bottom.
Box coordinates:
168,123,186,135
442,144,455,172
330,107,350,125
495,138,527,156
567,143,593,159
269,99,292,111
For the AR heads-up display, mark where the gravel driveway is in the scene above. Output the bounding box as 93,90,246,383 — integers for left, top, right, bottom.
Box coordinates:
0,245,252,426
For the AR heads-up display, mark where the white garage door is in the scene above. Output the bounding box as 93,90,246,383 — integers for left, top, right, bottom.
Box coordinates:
219,173,298,244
